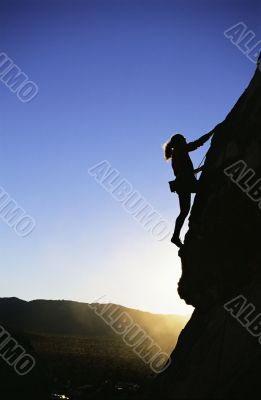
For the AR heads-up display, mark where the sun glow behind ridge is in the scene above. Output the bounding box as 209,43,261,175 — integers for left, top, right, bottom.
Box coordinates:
79,234,194,316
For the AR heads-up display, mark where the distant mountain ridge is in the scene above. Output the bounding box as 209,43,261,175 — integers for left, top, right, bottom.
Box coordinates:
0,297,187,346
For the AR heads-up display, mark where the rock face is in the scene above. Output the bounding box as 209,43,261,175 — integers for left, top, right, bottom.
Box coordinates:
155,55,261,398
179,54,261,309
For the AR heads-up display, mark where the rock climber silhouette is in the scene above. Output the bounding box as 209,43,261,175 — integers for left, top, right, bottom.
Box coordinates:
164,129,215,247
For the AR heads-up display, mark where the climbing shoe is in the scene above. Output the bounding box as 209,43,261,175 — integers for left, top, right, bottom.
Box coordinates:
171,235,183,248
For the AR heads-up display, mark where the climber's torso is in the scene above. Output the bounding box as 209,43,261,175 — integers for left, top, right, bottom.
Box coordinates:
171,145,197,193
171,145,194,177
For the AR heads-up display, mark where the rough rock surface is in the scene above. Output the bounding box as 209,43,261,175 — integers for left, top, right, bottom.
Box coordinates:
154,55,261,399
179,54,261,309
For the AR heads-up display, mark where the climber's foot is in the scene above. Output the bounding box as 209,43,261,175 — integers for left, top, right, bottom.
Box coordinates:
171,235,183,248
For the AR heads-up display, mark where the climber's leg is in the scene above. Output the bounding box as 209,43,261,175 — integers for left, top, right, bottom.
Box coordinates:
171,192,191,247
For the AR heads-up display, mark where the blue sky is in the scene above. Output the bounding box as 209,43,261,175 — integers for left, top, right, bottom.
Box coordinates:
0,0,260,314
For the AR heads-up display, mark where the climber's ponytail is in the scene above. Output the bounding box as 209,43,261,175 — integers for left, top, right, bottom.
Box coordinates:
163,140,173,161
163,133,186,160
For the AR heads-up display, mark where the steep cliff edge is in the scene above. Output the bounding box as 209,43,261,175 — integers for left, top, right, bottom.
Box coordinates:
154,55,261,399
179,54,261,309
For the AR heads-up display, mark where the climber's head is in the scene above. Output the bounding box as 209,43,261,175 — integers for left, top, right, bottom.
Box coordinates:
171,134,186,147
163,134,186,160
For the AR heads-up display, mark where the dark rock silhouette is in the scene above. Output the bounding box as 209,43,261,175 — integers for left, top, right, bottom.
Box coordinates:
178,53,261,309
154,54,261,399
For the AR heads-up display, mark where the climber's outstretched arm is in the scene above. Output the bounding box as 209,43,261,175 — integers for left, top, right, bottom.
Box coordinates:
187,123,221,152
187,130,214,152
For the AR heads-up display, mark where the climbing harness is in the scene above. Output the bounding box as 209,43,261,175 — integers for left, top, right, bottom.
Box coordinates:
168,153,207,193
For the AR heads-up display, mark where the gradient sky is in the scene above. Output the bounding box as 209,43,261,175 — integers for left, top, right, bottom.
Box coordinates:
1,0,260,314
